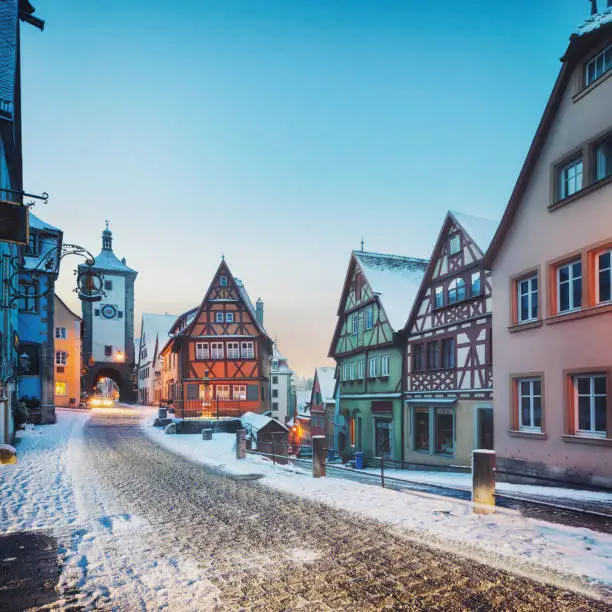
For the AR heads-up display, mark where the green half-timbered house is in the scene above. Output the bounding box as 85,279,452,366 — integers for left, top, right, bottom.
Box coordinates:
329,251,428,460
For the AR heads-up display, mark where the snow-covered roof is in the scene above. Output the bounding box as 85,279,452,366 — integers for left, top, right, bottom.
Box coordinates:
241,411,288,434
272,342,294,374
91,248,137,274
315,367,336,401
354,251,428,331
24,214,62,273
234,278,270,339
576,7,612,36
450,211,499,255
30,213,60,233
140,313,177,366
296,389,311,416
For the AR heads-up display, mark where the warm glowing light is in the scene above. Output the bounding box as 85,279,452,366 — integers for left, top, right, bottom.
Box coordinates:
115,351,125,362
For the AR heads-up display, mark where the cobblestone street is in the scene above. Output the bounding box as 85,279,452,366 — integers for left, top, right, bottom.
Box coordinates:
62,408,606,611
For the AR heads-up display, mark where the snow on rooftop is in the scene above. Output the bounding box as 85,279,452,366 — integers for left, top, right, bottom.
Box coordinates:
315,367,336,401
576,7,612,36
241,411,288,433
140,313,178,365
450,211,499,254
354,251,428,331
90,248,137,274
29,213,60,233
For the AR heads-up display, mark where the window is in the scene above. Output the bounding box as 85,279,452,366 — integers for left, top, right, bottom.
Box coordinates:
233,385,247,400
594,135,612,182
225,312,234,323
434,286,444,308
272,402,279,411
381,354,390,377
216,385,230,399
104,280,113,290
25,232,39,256
343,362,349,381
186,384,199,400
471,272,481,297
557,259,582,313
211,342,224,359
517,274,538,322
56,366,65,374
448,278,466,304
272,376,278,384
369,356,378,378
435,408,454,455
441,338,455,369
55,381,67,396
357,359,365,380
449,233,461,256
272,359,279,370
375,420,392,458
517,378,542,432
585,43,612,87
574,374,606,437
559,158,583,200
215,312,224,323
349,362,355,381
414,407,430,452
365,307,373,330
104,345,112,357
55,351,67,366
220,275,228,287
412,345,423,372
413,406,455,455
196,342,209,360
241,341,254,359
55,327,67,340
272,389,279,398
94,308,100,317
352,313,359,336
18,281,38,313
598,251,612,303
426,342,440,370
227,342,240,359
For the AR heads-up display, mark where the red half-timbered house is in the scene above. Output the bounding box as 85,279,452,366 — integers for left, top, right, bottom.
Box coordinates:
160,259,273,418
403,211,498,466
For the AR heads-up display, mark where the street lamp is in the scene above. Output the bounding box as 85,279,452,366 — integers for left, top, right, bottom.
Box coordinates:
115,351,125,363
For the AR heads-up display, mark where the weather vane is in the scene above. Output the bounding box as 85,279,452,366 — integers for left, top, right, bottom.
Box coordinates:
360,237,365,252
105,219,109,230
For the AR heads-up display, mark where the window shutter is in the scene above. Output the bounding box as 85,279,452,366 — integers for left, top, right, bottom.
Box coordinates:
187,384,199,400
247,385,258,401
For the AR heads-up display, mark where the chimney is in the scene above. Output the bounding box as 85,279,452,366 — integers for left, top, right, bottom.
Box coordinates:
590,0,598,15
256,298,264,327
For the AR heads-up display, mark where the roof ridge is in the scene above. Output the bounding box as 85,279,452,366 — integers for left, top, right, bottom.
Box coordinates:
449,209,499,224
353,250,428,263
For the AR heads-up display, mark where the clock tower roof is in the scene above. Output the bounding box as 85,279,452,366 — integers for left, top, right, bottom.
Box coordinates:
80,222,138,276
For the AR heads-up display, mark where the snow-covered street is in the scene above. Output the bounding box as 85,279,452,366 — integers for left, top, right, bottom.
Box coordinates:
1,407,611,610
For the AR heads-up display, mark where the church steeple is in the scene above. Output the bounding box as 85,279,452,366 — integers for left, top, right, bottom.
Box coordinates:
102,220,113,251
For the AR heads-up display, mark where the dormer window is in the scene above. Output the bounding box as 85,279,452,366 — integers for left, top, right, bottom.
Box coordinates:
219,275,228,287
449,233,461,256
25,232,39,256
585,43,612,87
215,312,224,323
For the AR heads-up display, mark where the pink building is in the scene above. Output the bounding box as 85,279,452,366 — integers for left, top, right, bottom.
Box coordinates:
486,8,612,488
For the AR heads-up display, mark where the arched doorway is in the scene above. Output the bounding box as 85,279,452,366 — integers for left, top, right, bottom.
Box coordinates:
83,364,134,403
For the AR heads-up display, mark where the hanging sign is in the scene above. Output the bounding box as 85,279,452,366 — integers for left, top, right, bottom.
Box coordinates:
0,200,27,245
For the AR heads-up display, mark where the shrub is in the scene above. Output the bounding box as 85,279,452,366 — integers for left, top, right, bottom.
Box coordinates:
13,400,28,426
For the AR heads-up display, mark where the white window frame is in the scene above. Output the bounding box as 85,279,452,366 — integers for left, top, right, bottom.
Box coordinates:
381,354,390,377
227,342,240,359
233,384,247,400
357,359,365,380
55,351,67,366
471,272,481,296
517,378,542,432
597,249,612,304
195,342,209,360
216,384,230,399
349,362,355,381
585,43,612,87
517,273,538,323
211,342,224,359
557,259,582,313
365,307,373,330
343,362,349,381
215,312,224,323
449,233,461,256
368,356,378,378
434,286,444,308
241,341,255,359
574,374,607,438
352,312,359,336
559,158,583,200
595,135,612,182
55,326,67,340
225,312,234,323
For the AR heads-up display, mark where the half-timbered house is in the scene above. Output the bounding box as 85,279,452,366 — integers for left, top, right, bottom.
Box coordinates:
308,366,336,451
160,260,273,418
404,211,498,466
329,250,428,460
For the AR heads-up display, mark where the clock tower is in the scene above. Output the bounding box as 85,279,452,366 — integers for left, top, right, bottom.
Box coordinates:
80,223,138,401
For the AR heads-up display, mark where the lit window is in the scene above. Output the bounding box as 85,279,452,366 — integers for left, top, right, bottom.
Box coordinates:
195,342,209,359
365,307,373,330
227,342,240,359
216,385,230,399
471,272,481,296
574,374,606,438
211,342,224,359
220,275,228,287
55,381,67,395
585,43,612,87
434,286,444,308
517,274,538,322
598,251,612,303
517,378,542,432
559,158,583,200
226,312,234,323
55,351,67,365
381,354,390,376
557,259,582,313
55,327,67,340
368,356,378,378
595,135,612,182
448,278,466,304
233,385,246,400
449,233,461,256
215,312,224,323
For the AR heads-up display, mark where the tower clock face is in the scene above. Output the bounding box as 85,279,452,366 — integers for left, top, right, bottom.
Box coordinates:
101,304,118,319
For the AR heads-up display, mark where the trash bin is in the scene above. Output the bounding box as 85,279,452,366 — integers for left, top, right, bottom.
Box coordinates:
355,451,364,470
158,407,168,420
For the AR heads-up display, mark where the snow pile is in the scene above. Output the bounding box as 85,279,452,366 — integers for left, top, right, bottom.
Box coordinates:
144,420,612,595
577,7,612,36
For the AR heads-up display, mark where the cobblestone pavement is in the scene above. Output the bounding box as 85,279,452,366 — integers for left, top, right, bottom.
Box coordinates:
78,409,608,611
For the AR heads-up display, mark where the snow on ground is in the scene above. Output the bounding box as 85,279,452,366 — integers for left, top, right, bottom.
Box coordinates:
360,467,612,504
143,419,612,595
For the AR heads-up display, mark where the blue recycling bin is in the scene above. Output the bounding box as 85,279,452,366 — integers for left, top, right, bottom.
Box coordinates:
355,451,364,470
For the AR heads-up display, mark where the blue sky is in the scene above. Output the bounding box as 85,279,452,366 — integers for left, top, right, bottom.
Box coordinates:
21,0,590,374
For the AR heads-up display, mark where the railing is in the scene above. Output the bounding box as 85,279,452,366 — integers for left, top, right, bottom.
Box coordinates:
173,398,250,419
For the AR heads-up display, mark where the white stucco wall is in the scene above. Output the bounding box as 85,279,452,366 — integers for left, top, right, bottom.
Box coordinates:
92,273,127,362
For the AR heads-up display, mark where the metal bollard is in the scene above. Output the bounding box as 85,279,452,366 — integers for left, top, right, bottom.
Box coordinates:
312,435,326,478
236,429,246,459
202,428,213,441
379,456,385,488
472,449,496,513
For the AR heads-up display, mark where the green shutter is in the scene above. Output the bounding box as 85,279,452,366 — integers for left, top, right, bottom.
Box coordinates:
247,385,258,401
186,384,199,400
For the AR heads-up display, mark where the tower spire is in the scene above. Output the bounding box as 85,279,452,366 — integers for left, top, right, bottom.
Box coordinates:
102,221,113,251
